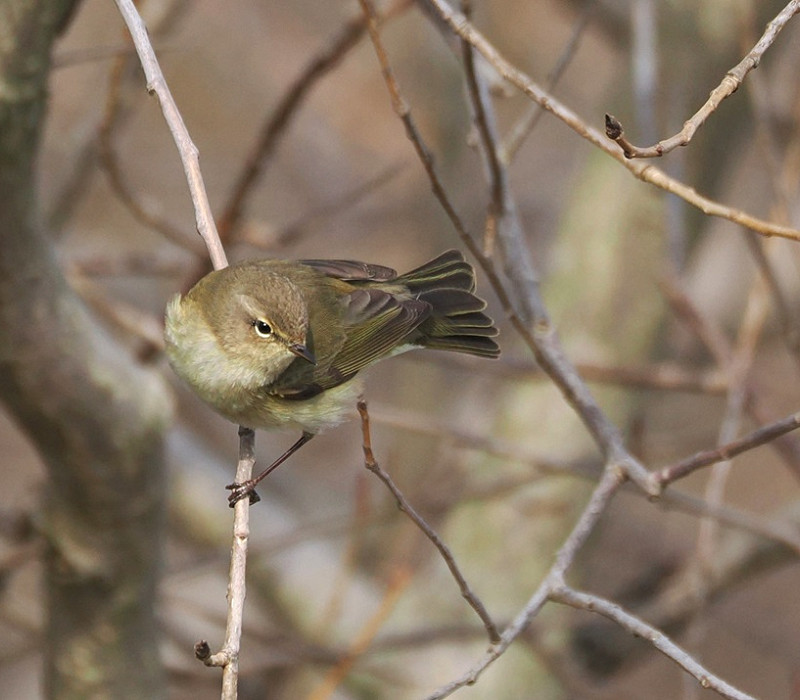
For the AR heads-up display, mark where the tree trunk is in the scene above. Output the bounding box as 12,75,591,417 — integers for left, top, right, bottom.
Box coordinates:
0,1,170,696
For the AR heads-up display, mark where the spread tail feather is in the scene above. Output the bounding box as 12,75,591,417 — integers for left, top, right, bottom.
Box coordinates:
397,250,500,358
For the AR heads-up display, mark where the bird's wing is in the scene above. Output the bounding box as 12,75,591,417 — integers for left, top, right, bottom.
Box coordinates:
330,288,429,378
299,259,398,282
268,288,429,399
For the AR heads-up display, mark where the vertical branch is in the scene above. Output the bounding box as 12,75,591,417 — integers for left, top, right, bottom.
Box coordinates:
196,427,255,698
458,2,653,486
112,4,259,698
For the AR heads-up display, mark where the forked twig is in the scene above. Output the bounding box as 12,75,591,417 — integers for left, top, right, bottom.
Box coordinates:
421,0,800,242
605,1,800,159
425,468,626,699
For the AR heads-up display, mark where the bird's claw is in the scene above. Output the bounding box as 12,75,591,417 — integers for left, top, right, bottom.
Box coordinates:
225,481,261,507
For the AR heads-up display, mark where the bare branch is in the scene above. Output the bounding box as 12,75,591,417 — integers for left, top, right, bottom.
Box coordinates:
359,0,654,494
194,426,255,698
357,400,501,643
111,6,264,699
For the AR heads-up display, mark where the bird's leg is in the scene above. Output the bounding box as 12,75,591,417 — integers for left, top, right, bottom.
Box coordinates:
226,431,314,507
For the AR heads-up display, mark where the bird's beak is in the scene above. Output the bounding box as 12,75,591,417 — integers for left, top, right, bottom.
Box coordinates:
288,342,316,365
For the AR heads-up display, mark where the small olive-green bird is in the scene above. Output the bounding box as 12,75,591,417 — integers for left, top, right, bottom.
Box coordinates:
164,249,499,504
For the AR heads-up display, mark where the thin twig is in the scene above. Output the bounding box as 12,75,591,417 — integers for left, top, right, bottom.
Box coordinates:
357,400,501,643
550,587,757,700
112,5,258,698
421,0,800,242
605,1,800,159
113,0,227,269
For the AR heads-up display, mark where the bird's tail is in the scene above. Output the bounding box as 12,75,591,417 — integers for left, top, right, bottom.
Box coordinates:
398,250,500,358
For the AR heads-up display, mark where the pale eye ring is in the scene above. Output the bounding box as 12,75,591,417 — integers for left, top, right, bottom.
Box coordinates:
253,319,272,338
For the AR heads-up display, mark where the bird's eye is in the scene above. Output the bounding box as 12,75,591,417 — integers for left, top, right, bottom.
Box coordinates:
253,319,272,338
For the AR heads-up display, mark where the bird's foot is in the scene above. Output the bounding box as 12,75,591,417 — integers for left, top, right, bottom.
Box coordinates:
225,481,261,507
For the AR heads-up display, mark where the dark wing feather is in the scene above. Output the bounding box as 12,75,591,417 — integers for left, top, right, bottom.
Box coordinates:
267,287,430,399
300,259,397,282
319,288,429,384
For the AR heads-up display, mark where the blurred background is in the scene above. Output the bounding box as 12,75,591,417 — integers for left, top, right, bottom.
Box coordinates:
2,0,800,697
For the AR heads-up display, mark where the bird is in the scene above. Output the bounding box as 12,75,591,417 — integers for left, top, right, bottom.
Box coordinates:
164,249,499,505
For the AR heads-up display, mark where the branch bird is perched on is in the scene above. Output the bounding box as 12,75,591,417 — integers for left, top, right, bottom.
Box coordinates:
164,249,500,505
